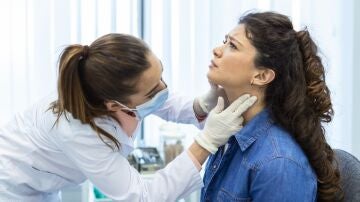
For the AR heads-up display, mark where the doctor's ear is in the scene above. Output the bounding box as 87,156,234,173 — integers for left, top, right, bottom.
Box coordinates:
251,68,275,87
105,101,121,111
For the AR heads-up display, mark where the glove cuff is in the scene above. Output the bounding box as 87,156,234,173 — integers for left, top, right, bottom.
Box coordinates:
194,133,218,154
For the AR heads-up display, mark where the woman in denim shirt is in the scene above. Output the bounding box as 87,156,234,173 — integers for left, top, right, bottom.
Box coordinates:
201,11,343,202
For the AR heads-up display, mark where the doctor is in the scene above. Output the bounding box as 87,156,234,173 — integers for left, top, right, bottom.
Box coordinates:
0,33,256,201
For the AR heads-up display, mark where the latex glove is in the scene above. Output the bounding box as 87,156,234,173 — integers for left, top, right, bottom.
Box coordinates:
194,83,228,116
194,94,257,154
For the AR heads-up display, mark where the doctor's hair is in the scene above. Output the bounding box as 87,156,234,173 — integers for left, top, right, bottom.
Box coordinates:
239,12,343,201
50,33,151,150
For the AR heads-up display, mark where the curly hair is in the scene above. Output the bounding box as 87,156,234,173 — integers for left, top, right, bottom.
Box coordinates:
239,12,343,201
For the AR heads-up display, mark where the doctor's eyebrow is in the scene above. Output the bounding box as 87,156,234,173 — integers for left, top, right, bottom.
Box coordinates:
145,83,160,97
145,60,164,97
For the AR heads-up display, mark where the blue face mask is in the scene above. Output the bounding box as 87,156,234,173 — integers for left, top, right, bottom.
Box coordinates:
115,88,169,120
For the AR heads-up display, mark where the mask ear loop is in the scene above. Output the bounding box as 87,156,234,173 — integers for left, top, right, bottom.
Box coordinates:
113,101,137,117
122,110,136,117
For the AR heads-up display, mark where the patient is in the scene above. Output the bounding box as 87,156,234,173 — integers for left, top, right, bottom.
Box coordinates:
201,11,343,201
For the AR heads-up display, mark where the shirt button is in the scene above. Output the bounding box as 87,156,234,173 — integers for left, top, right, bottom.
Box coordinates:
213,164,217,169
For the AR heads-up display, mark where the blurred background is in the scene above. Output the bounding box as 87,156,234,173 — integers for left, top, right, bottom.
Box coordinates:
0,0,359,201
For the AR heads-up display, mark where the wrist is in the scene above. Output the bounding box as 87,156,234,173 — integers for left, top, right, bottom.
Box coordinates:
188,141,211,165
194,133,218,154
186,150,202,171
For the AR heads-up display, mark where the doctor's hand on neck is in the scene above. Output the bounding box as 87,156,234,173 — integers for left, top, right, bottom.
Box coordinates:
189,94,257,165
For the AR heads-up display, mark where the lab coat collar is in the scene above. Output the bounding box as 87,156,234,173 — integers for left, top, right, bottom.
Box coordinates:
93,116,140,149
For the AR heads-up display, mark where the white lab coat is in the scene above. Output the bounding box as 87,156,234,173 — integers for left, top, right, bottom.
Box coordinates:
0,92,203,202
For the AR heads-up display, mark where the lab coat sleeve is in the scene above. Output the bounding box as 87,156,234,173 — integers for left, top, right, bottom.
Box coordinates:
59,131,203,202
153,92,204,129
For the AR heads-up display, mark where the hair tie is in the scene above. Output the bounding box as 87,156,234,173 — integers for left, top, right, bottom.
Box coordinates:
82,45,90,59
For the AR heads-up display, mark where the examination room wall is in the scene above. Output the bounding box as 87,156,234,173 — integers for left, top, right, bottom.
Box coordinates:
0,0,358,180
141,0,360,160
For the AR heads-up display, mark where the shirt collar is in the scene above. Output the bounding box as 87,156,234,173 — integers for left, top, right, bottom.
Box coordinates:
235,109,273,151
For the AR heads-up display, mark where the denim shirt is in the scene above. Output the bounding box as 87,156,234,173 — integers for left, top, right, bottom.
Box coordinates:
201,109,317,202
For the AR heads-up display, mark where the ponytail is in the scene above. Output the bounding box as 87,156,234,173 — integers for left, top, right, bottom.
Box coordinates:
57,45,88,121
296,29,343,201
50,44,121,150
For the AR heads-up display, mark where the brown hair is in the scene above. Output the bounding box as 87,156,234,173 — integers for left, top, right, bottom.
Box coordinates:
50,33,151,150
239,12,343,201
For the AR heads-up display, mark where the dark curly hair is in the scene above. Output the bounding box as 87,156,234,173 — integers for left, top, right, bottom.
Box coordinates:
239,12,343,201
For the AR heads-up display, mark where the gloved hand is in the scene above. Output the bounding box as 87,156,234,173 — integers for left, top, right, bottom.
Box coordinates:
193,83,228,116
194,94,257,154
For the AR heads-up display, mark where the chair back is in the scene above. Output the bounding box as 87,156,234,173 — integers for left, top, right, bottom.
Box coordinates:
334,149,360,202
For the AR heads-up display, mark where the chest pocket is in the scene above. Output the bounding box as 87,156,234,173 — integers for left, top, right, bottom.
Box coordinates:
216,188,251,202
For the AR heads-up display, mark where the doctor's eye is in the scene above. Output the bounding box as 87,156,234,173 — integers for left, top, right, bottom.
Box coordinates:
148,93,156,99
148,89,160,99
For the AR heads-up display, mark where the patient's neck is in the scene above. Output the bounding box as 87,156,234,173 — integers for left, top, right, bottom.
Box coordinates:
226,89,265,124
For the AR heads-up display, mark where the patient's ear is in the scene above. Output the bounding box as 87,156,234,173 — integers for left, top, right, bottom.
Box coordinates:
251,68,275,86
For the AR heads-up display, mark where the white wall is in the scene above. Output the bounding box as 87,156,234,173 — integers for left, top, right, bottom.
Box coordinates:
0,0,139,125
142,0,359,158
352,0,360,158
0,0,358,157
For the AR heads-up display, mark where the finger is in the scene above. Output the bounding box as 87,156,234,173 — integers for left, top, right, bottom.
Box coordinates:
234,96,257,115
209,82,218,90
225,94,251,112
213,96,225,113
231,116,244,127
238,116,244,125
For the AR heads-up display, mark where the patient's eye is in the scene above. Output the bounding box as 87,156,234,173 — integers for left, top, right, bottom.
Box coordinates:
229,42,237,49
223,35,237,50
